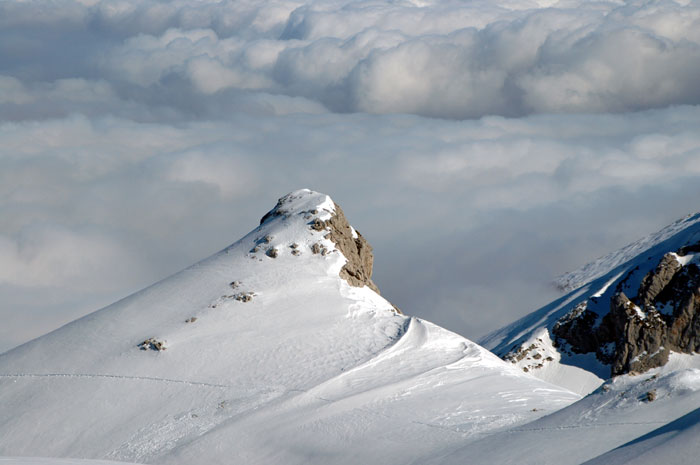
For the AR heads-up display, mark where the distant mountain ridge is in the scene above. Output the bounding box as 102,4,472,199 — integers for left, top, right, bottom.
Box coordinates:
482,211,700,387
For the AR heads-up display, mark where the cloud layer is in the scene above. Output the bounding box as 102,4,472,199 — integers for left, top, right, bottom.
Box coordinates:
2,0,700,352
3,107,700,351
2,0,700,120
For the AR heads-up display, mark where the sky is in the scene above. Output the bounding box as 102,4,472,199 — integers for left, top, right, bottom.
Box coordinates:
2,0,700,353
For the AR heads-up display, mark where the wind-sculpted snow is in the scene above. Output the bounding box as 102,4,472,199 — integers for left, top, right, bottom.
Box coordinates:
431,357,700,465
2,0,700,119
0,190,579,465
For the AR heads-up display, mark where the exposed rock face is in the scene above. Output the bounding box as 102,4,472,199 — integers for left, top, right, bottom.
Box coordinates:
637,253,682,307
311,203,379,294
552,245,700,376
552,302,600,354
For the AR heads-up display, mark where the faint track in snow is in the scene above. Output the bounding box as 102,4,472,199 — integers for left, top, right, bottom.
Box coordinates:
507,420,669,433
0,373,232,388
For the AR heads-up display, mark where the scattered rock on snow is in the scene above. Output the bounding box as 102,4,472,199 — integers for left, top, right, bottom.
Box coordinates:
644,389,657,402
233,292,255,303
138,338,167,351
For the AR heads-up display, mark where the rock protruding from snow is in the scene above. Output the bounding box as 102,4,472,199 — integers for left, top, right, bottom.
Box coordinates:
638,253,682,307
552,243,700,376
310,203,379,294
485,214,700,386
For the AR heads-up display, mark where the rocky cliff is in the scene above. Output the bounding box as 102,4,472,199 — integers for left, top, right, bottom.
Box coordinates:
484,212,700,383
553,247,700,376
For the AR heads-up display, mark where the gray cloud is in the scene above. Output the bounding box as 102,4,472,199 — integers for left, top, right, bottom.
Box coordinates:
2,0,700,352
2,0,700,120
2,106,700,352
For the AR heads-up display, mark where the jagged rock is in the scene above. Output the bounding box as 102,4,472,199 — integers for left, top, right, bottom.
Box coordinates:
309,203,379,294
266,248,279,258
552,302,600,354
604,293,669,376
637,253,681,307
551,246,700,376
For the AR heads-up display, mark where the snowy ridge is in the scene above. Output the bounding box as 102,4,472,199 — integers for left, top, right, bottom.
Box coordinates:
0,189,578,465
555,212,700,292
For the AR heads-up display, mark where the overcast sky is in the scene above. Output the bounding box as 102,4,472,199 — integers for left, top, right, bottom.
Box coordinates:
2,0,700,353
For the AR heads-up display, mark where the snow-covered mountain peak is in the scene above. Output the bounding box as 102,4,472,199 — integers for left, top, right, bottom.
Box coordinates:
0,189,580,465
260,188,336,224
252,188,381,294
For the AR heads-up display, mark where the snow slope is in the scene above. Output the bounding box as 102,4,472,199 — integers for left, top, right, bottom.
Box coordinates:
0,189,579,465
430,354,700,465
582,407,700,465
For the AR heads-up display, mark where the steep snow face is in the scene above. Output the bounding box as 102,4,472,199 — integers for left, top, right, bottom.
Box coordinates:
0,189,578,465
481,211,700,393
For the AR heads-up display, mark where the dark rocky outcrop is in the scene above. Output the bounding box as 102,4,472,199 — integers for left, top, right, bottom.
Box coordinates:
637,253,681,307
552,302,600,354
552,244,700,376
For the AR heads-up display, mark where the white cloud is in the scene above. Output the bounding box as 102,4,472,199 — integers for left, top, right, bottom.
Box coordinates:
4,0,700,119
